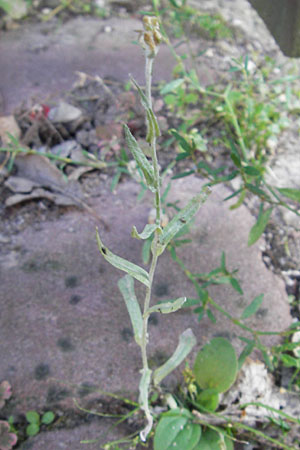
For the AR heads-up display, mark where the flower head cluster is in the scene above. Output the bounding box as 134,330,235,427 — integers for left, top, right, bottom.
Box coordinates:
139,16,163,58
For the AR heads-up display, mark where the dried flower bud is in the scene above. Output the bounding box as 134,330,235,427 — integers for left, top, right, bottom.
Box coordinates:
139,16,163,58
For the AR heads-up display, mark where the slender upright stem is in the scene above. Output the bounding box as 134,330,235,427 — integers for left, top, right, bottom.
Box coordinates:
139,54,162,441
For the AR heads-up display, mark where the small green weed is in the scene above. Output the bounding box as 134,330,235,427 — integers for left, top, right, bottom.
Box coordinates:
25,410,55,437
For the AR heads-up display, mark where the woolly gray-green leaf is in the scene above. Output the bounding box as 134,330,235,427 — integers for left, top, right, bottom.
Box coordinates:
131,223,158,240
124,124,156,191
118,275,143,346
96,228,149,287
153,328,196,386
159,187,210,249
147,297,186,315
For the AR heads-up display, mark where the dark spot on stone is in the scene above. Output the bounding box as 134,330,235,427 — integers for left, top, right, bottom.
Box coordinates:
120,327,133,342
44,260,63,271
65,275,79,288
256,308,268,318
22,260,39,272
149,313,159,326
77,382,97,397
57,337,75,352
154,283,169,297
47,386,70,403
19,441,34,449
69,294,82,305
99,264,106,274
213,331,231,340
34,363,50,380
148,350,168,369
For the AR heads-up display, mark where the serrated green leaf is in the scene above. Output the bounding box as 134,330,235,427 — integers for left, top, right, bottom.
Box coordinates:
159,187,210,249
147,297,186,315
41,411,55,425
161,78,185,95
241,294,264,319
194,338,238,393
26,411,40,424
277,187,300,203
123,124,156,191
153,329,196,386
118,275,143,346
248,207,273,246
96,229,150,287
131,223,158,240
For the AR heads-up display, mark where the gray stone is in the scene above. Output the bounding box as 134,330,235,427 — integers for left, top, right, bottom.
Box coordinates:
0,178,291,419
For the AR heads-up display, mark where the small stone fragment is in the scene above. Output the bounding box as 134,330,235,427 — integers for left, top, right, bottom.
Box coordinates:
48,102,82,123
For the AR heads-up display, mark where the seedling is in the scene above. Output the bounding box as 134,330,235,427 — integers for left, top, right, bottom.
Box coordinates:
25,410,55,437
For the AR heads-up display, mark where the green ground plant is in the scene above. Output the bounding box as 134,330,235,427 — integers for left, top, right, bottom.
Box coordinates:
24,410,55,437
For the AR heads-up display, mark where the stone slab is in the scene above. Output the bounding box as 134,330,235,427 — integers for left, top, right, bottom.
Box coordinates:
1,178,291,417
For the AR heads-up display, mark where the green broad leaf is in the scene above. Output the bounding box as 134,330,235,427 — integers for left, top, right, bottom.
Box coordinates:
26,411,40,424
194,338,238,393
229,189,246,210
118,275,143,346
280,354,300,369
277,187,300,203
238,340,255,370
96,229,150,287
26,423,40,437
131,223,158,240
248,206,273,246
153,329,196,386
243,166,261,177
170,129,192,153
123,124,156,191
195,429,233,450
41,411,55,425
154,412,201,450
196,388,219,412
230,277,243,295
241,294,264,319
160,78,185,95
159,188,210,249
147,297,186,315
138,367,152,413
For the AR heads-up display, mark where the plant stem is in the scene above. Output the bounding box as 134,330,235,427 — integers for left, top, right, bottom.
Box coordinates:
139,54,162,440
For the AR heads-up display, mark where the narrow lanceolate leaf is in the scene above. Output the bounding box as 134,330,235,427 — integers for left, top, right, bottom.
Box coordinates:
123,124,156,191
153,329,196,386
277,187,300,203
118,275,143,346
130,77,160,142
248,206,273,246
96,228,150,287
241,294,264,319
159,187,210,249
146,297,186,316
131,223,158,240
